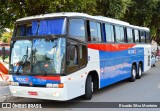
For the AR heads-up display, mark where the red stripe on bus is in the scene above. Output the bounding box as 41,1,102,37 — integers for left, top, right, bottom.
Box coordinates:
87,44,136,52
34,76,60,81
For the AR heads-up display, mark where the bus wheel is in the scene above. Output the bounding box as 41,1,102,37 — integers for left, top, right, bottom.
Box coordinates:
84,75,93,100
129,65,136,82
136,64,142,79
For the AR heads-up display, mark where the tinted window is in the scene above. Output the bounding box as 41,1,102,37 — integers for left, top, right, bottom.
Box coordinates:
89,21,102,42
67,44,78,66
69,19,85,41
140,31,146,43
120,27,125,42
101,24,106,42
115,26,125,42
134,30,139,43
146,32,150,43
105,24,114,42
97,23,102,41
79,45,87,67
16,25,26,36
27,26,32,35
127,28,133,43
16,18,66,36
67,41,87,73
67,42,79,73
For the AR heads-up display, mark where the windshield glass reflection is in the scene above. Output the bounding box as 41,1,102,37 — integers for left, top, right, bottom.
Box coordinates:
10,40,32,73
32,38,66,74
9,38,66,74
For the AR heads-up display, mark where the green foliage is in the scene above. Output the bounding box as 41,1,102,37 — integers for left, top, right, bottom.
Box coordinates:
0,31,12,43
96,0,131,19
124,0,156,25
123,0,160,43
1,0,160,44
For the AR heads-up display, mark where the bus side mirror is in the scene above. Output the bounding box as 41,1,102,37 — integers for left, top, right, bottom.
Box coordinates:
2,47,6,62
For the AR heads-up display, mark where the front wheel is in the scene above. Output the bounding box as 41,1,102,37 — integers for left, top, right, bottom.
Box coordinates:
129,65,136,82
84,75,93,100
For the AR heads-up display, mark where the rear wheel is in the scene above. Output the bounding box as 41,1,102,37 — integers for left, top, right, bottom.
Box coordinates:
136,64,142,79
84,75,93,100
129,65,136,82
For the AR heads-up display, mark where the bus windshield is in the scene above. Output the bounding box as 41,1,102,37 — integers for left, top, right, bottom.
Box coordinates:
9,38,66,75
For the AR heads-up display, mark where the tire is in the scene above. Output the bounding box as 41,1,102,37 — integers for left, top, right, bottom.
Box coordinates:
84,75,93,100
129,65,136,82
136,64,142,79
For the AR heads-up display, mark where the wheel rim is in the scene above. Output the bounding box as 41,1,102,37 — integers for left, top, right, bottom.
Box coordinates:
132,69,136,78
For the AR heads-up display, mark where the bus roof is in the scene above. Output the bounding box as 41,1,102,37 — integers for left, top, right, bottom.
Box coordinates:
129,25,150,31
16,12,149,31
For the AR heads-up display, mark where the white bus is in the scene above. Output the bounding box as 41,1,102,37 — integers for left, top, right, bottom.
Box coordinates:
6,12,151,101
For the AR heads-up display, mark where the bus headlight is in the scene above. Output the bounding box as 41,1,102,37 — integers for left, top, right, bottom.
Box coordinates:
46,83,53,88
10,82,19,86
46,83,64,88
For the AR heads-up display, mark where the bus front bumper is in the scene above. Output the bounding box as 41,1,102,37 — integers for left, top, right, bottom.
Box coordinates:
9,85,69,101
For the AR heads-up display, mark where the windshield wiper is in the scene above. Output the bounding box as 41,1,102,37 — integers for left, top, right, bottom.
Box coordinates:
16,47,28,75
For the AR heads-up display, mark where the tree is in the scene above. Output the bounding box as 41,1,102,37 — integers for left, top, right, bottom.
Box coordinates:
0,0,97,30
124,0,157,31
149,0,160,44
96,0,131,19
123,0,160,44
0,0,97,42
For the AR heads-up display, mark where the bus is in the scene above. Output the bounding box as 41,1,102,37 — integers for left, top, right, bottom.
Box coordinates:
5,12,151,101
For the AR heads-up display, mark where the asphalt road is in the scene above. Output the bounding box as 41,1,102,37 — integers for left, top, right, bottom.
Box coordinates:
2,61,160,111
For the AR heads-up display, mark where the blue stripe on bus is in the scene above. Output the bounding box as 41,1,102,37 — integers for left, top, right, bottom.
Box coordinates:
99,47,144,88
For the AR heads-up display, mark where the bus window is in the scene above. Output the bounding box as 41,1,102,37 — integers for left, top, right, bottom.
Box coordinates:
105,24,114,42
115,26,125,43
134,29,139,43
79,44,87,67
140,31,146,43
27,25,32,35
127,28,133,43
67,42,87,73
89,21,102,42
16,25,26,36
67,44,78,66
146,32,151,43
67,42,78,73
101,23,106,42
69,19,86,41
120,27,125,42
